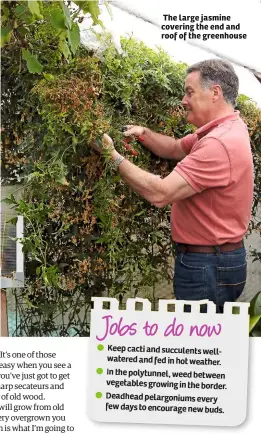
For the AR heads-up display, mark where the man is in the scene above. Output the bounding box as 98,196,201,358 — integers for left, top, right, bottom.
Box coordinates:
97,59,254,311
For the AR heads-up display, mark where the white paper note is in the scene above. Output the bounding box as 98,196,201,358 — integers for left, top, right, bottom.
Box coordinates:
88,298,249,427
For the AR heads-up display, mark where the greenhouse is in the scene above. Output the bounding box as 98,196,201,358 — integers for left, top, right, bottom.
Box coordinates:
1,0,261,337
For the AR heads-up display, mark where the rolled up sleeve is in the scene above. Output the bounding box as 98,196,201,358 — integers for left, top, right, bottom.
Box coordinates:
175,137,231,192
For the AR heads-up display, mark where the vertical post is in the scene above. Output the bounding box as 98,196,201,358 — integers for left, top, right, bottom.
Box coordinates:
0,290,8,337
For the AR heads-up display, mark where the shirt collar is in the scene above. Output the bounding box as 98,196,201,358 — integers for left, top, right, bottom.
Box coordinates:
195,111,240,137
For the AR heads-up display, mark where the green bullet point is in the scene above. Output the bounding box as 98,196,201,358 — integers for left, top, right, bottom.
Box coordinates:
97,344,104,351
96,368,103,374
96,392,102,399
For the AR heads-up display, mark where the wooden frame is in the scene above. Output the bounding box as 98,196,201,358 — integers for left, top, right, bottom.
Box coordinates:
0,290,8,337
1,216,24,289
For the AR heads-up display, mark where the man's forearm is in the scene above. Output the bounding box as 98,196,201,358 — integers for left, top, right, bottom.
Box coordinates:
97,133,194,209
140,128,178,159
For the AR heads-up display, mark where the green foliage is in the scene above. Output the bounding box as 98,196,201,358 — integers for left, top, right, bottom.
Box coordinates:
50,8,68,30
1,25,12,47
237,98,261,195
236,96,261,267
249,292,261,337
74,0,103,26
67,22,80,54
27,1,43,20
22,49,43,74
0,0,104,72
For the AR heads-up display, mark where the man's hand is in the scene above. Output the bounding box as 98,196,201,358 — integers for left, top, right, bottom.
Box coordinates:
102,133,115,152
123,124,186,160
123,125,145,137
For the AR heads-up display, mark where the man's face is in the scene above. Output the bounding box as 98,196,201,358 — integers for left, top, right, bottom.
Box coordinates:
182,71,215,127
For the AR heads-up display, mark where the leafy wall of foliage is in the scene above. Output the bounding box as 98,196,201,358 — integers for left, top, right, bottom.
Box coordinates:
1,1,261,336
